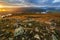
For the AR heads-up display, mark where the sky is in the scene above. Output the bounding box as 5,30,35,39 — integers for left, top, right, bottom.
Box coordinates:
53,0,60,3
0,0,60,7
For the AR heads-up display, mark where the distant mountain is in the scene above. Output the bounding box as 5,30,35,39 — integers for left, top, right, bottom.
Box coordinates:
21,7,60,12
22,7,46,12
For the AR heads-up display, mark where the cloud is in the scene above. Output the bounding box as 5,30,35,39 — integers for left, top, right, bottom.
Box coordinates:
0,0,60,7
53,0,60,3
0,0,51,4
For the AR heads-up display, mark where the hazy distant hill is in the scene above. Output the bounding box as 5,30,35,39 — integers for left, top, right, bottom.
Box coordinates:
20,7,60,13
